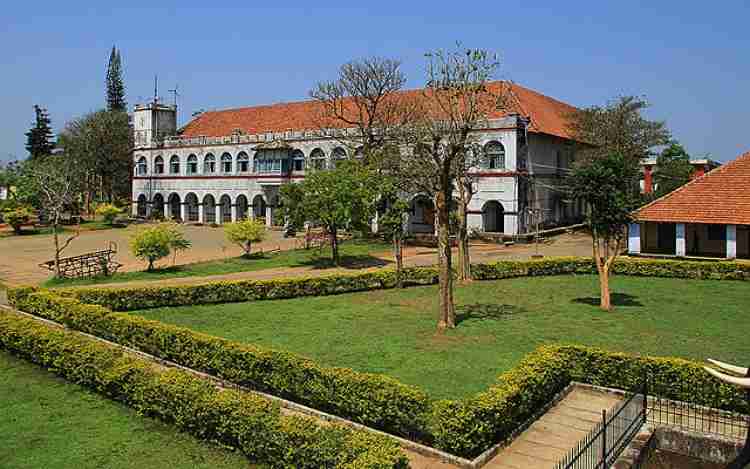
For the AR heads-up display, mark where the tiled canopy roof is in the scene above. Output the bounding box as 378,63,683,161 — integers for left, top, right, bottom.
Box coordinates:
180,81,578,140
634,151,750,225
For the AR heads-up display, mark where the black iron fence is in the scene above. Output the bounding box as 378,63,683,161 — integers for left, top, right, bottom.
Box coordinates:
647,390,748,441
554,384,647,469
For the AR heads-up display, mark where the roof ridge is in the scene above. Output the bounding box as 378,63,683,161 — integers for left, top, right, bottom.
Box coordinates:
633,150,748,217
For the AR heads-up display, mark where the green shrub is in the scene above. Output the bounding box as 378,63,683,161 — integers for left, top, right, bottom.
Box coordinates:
11,290,431,439
95,203,123,225
129,223,192,271
224,218,267,256
0,310,408,469
2,205,33,234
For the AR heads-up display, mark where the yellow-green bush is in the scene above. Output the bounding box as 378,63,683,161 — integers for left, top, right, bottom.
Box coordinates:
0,310,408,469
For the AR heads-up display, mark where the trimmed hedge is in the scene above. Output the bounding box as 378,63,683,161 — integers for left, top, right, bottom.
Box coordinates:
58,257,750,312
0,310,408,469
428,344,747,457
10,289,430,441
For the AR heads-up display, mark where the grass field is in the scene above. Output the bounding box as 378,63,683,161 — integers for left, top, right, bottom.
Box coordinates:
0,351,254,469
135,275,750,400
44,239,390,287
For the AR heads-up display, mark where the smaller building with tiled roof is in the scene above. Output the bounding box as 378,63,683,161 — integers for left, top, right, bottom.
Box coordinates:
628,151,750,259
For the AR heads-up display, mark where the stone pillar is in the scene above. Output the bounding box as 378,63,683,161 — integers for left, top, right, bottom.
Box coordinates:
131,201,138,217
164,202,169,219
215,204,221,225
198,203,204,224
265,204,272,227
180,202,186,222
675,223,686,257
628,223,641,254
231,204,237,222
727,224,737,259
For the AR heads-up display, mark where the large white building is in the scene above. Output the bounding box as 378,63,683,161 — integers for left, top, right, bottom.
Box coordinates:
131,81,582,235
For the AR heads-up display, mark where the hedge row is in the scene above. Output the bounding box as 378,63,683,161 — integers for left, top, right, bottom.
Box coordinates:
60,257,750,312
429,344,747,457
0,310,408,469
10,289,430,441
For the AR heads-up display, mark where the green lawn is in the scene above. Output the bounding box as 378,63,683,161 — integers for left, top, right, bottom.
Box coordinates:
0,351,255,469
44,239,391,287
134,275,750,400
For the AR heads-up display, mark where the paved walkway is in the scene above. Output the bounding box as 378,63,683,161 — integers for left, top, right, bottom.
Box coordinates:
484,387,622,468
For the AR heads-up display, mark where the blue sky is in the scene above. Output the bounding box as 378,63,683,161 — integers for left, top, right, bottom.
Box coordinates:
2,1,748,164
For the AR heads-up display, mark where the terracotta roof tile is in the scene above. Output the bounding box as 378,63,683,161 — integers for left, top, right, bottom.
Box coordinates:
634,151,750,225
180,81,578,140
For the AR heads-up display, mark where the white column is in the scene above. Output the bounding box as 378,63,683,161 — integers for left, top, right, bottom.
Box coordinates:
198,203,204,224
164,202,169,219
675,223,686,257
727,224,737,259
215,205,221,224
131,201,138,217
628,223,641,254
265,204,272,227
231,204,237,222
180,202,186,222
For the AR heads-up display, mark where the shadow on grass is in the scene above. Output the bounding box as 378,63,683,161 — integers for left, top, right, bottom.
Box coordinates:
456,303,526,325
300,254,390,270
572,293,644,307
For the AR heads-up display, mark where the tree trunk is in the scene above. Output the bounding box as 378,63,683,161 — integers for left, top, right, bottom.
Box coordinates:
394,236,404,288
330,225,340,266
53,214,61,278
456,176,473,282
436,190,455,330
147,258,154,271
599,265,611,311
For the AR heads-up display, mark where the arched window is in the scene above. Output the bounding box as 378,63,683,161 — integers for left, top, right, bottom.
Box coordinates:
309,148,326,170
187,154,198,174
237,152,250,172
291,149,305,171
169,155,180,174
154,156,164,174
136,156,147,176
203,154,216,174
331,147,347,168
221,153,233,173
484,141,505,170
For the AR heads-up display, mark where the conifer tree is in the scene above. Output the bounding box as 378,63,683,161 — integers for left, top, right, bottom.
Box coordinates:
24,105,55,159
106,46,127,112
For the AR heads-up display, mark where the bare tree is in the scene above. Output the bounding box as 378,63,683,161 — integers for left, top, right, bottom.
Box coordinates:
27,155,83,277
310,57,410,162
386,46,503,330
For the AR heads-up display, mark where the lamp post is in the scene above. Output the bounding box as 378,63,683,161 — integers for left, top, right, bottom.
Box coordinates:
704,358,750,469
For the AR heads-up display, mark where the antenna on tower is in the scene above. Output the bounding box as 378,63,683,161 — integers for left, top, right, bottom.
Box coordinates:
168,84,180,108
153,75,159,104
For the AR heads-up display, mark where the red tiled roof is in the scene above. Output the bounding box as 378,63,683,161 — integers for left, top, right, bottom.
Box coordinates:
180,81,578,140
634,151,750,225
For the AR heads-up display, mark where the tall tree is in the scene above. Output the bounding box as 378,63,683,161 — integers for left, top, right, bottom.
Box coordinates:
652,142,694,197
26,155,84,277
310,57,411,163
279,160,380,265
58,110,133,207
566,153,641,311
106,46,127,112
385,46,503,330
568,96,671,165
25,105,55,159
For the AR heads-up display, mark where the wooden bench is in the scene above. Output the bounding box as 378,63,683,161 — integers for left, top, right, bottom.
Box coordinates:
39,242,123,278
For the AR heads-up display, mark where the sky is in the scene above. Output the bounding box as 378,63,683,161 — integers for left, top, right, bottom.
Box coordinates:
1,1,748,164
